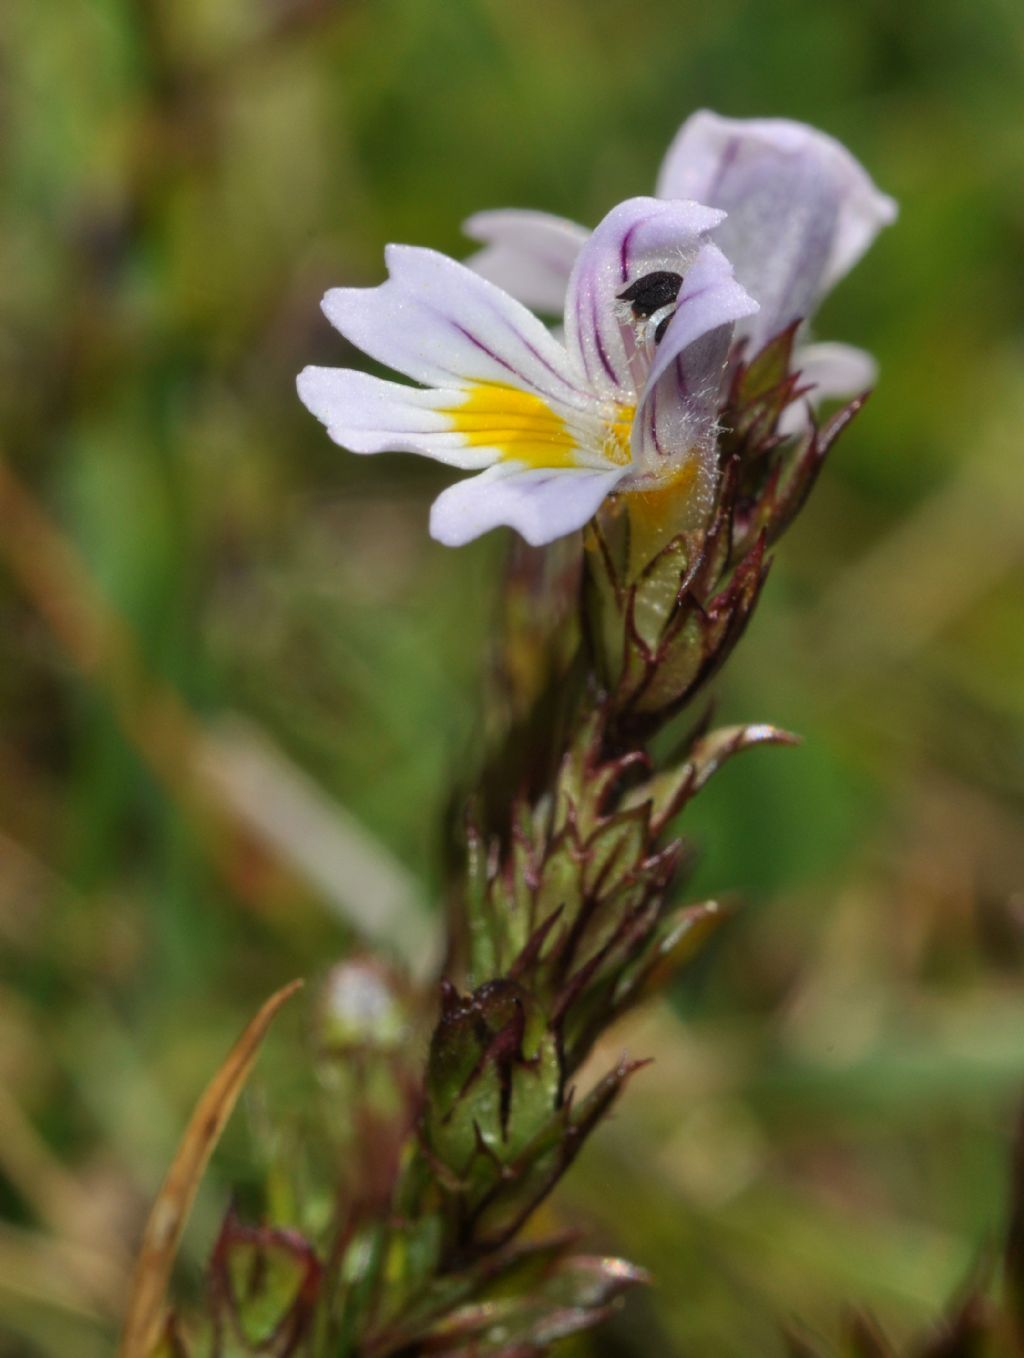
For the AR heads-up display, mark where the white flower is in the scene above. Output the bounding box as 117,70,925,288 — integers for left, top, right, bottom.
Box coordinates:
298,197,756,548
465,110,897,417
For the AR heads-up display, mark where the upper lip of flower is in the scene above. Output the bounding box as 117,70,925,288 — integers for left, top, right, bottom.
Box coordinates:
297,196,757,548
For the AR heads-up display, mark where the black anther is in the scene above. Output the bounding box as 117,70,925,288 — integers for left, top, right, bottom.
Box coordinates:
616,270,683,319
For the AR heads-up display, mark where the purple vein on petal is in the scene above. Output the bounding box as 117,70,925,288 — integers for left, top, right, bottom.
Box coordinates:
448,320,529,385
405,292,585,408
675,353,689,399
589,286,618,387
619,221,641,281
479,295,591,403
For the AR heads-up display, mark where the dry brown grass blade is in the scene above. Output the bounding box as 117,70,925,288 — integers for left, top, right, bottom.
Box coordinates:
117,977,304,1358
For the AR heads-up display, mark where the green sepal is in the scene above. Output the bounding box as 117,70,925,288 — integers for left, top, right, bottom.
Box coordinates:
623,722,799,833
205,1210,321,1357
424,980,560,1177
412,1248,646,1356
466,1058,645,1250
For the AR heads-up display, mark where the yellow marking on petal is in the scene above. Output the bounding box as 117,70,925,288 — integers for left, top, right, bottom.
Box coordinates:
442,383,580,469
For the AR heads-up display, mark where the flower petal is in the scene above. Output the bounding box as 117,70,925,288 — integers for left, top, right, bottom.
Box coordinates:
296,367,499,468
628,242,755,492
629,324,731,531
656,110,896,343
463,209,588,314
778,341,878,436
640,241,759,398
322,245,591,413
562,196,726,397
795,340,877,399
429,463,626,547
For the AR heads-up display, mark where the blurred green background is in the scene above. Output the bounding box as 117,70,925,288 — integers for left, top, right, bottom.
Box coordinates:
1,0,1023,1353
